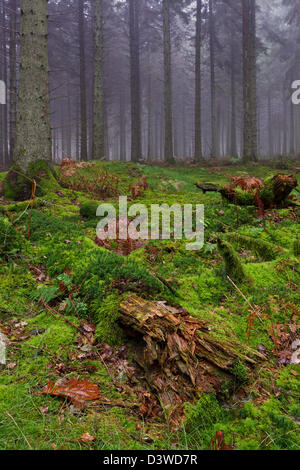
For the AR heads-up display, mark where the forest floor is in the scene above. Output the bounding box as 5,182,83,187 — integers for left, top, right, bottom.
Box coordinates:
0,161,299,451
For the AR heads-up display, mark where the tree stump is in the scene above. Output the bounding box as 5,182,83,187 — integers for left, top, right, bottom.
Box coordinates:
119,296,265,415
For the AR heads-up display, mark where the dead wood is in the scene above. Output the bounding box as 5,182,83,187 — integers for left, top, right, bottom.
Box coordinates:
119,296,266,414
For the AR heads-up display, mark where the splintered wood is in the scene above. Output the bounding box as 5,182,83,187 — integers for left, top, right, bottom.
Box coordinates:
120,296,266,413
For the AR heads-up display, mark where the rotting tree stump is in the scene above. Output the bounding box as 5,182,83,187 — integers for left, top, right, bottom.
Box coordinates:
119,296,266,415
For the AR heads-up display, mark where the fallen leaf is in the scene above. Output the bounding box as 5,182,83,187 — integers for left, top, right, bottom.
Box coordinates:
7,362,17,370
39,406,49,415
79,432,95,443
40,378,101,407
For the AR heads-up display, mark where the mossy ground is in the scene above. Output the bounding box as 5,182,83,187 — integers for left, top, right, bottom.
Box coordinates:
0,161,299,450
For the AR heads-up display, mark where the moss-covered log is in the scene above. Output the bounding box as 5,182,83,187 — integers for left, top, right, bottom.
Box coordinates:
196,174,298,212
217,238,249,282
119,296,265,412
225,232,283,261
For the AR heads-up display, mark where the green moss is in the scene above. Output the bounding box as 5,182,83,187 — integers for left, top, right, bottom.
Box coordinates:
94,295,124,346
80,202,99,219
185,394,224,431
25,321,76,357
4,161,60,201
294,237,300,257
217,238,248,283
0,216,26,257
231,360,248,384
226,232,282,261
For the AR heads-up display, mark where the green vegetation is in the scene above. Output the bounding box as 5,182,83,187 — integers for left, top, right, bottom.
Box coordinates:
0,161,299,450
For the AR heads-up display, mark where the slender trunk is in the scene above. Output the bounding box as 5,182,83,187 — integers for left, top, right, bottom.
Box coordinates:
282,88,287,156
194,0,202,162
119,90,126,162
93,0,105,160
129,0,142,162
230,39,238,158
268,88,273,157
163,0,174,164
242,0,257,162
209,0,218,158
249,0,257,160
290,99,295,155
9,0,17,164
79,0,87,161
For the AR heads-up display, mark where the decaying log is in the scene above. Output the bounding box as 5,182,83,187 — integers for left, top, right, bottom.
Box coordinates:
195,174,298,212
195,183,222,194
119,296,265,412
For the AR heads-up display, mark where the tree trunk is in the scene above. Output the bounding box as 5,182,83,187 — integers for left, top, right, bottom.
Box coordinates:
119,296,265,415
209,0,218,158
129,0,142,163
12,0,52,171
194,0,202,162
119,90,126,162
163,0,174,164
242,0,257,162
230,39,238,158
93,0,105,160
268,88,273,158
9,0,17,163
78,0,88,161
290,99,295,155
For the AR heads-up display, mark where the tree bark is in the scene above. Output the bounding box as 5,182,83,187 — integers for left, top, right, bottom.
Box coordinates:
230,39,238,158
209,0,218,158
194,0,202,162
242,0,257,162
78,0,88,161
119,296,265,412
93,0,105,160
12,0,52,171
162,0,174,164
9,0,17,163
129,0,142,163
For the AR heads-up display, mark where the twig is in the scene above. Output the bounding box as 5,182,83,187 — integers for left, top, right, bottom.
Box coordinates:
152,273,177,295
27,179,37,239
5,412,32,449
41,301,87,337
227,275,263,323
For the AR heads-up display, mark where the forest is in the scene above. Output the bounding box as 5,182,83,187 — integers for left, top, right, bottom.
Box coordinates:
0,0,299,454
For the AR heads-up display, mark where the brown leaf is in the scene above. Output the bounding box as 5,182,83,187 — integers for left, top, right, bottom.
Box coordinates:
78,432,95,443
7,362,17,370
40,378,100,406
39,406,49,415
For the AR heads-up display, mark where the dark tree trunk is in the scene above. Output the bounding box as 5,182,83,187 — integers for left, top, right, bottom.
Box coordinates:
79,0,88,161
242,0,258,162
163,0,174,164
209,0,218,158
129,0,142,162
194,0,202,162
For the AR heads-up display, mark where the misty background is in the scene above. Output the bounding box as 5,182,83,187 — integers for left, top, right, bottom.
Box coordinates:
0,0,300,166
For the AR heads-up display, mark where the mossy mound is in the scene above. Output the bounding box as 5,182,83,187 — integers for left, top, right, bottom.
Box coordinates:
0,216,26,257
80,201,99,219
4,160,60,201
217,238,248,283
294,238,300,257
226,232,282,261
